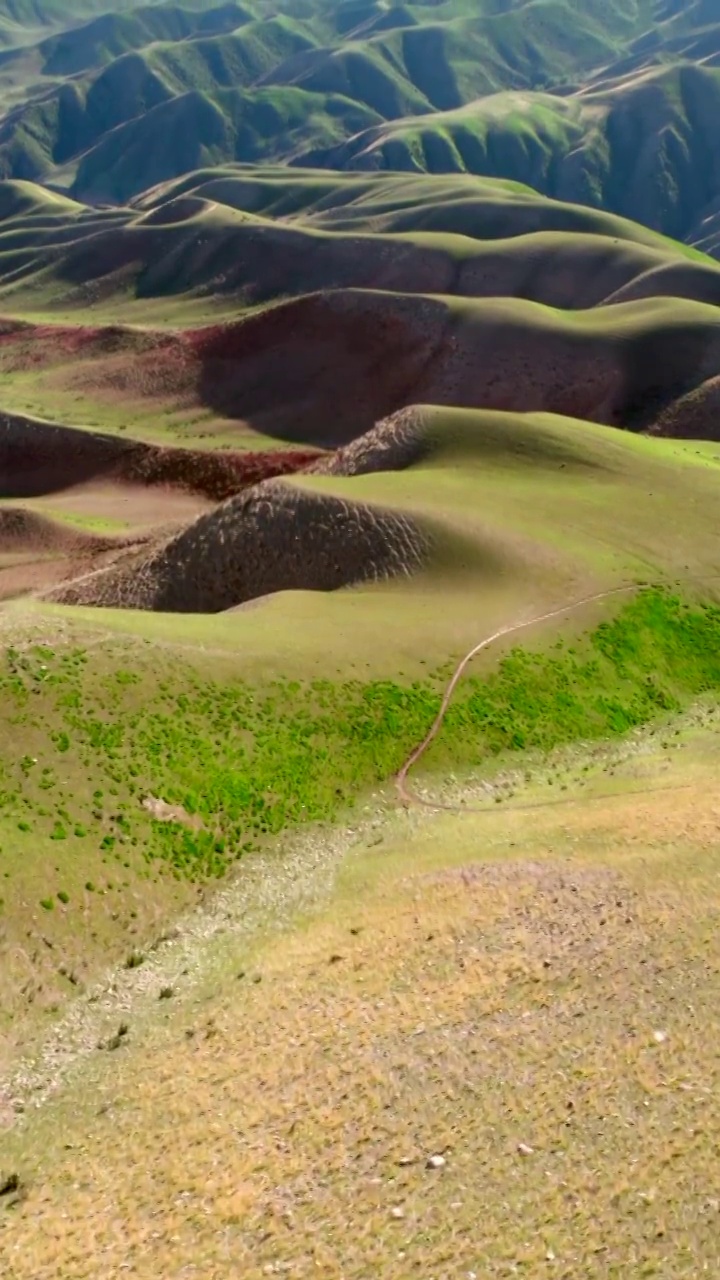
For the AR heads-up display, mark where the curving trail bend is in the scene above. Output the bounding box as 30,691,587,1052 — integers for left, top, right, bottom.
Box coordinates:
394,581,702,815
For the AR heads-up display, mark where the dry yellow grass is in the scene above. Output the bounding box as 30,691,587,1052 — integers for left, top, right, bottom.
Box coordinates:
3,717,720,1278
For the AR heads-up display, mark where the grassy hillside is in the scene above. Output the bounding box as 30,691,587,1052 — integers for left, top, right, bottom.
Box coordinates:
70,87,381,203
4,0,718,245
5,708,720,1276
0,168,717,331
2,408,720,1020
0,0,155,47
314,63,720,247
5,5,720,1270
3,410,720,1277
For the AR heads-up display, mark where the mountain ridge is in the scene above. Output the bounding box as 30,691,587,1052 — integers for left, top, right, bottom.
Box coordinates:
4,0,720,252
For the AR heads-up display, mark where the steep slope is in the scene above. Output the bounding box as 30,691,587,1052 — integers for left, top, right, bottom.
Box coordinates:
52,479,432,611
3,0,719,247
309,62,720,247
0,0,158,47
186,290,720,444
68,86,380,203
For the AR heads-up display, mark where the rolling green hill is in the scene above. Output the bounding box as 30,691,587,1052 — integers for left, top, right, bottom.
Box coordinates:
4,0,720,250
1,168,718,327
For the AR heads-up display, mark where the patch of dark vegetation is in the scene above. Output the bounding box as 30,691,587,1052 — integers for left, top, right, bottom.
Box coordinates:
0,1172,27,1209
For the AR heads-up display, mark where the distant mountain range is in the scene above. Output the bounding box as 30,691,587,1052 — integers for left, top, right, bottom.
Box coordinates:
2,0,720,253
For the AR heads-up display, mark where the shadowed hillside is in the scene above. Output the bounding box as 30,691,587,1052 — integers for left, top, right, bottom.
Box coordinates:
0,170,719,323
4,0,720,251
188,289,720,444
312,63,720,249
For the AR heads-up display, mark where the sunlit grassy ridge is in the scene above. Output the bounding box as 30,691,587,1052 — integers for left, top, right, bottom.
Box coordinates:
3,166,717,329
312,63,720,248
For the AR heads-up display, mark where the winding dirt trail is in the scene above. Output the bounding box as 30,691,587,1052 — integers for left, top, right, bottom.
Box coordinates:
394,581,711,814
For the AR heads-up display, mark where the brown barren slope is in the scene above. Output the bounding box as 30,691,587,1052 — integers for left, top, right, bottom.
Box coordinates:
189,291,720,445
0,407,323,603
0,504,151,602
6,284,720,611
1,410,321,501
50,480,433,613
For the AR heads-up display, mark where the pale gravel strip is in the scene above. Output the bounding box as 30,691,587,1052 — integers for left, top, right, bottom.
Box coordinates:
1,810,388,1128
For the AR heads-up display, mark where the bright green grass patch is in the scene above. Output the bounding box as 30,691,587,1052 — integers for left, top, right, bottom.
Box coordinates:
2,589,720,895
437,588,717,756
